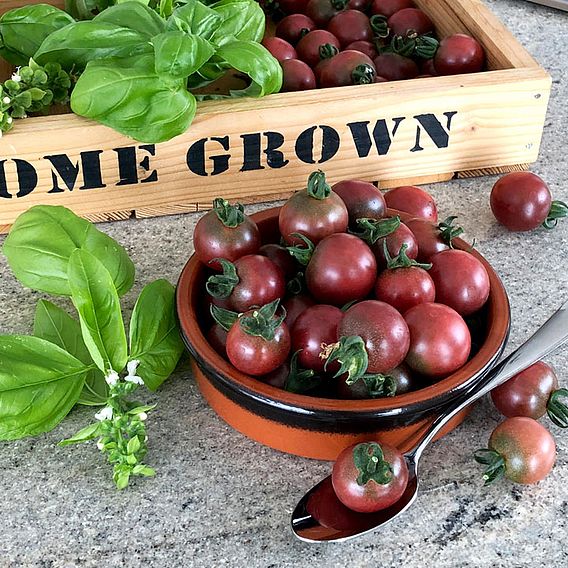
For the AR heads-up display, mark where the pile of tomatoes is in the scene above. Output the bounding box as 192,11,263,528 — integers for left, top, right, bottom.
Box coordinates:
193,170,491,400
260,0,486,91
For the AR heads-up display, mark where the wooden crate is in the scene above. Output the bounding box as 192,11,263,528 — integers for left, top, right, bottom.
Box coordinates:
0,0,551,232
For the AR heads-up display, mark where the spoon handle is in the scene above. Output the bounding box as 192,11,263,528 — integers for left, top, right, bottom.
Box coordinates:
410,300,568,461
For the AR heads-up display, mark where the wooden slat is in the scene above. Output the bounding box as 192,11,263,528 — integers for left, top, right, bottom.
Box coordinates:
379,171,454,189
0,0,64,10
456,163,531,179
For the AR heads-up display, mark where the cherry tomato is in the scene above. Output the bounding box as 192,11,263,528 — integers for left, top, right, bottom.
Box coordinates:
405,217,451,262
296,30,341,67
306,234,377,305
259,243,298,280
275,14,316,45
491,361,568,427
260,362,290,389
332,442,409,512
318,50,376,87
278,0,311,14
291,304,343,372
384,185,438,222
206,255,285,313
331,179,386,228
281,59,317,91
193,198,261,270
261,37,298,62
375,265,435,314
207,323,228,358
340,300,410,373
404,302,471,377
279,171,348,245
434,34,485,76
428,250,489,316
369,221,418,269
327,10,373,48
344,40,377,60
373,53,418,81
490,172,562,232
348,0,370,9
336,364,412,399
387,8,434,36
370,0,414,18
420,58,438,76
283,294,315,329
475,417,556,485
306,0,347,27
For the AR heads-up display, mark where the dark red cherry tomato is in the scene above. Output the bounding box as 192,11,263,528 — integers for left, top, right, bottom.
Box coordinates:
259,243,298,280
429,250,490,316
339,300,410,373
344,40,377,60
434,34,485,75
283,294,315,329
490,172,567,232
296,30,341,67
370,0,413,18
193,198,261,270
327,10,373,48
260,362,290,389
373,53,418,81
306,234,377,305
331,179,386,228
420,58,438,76
387,8,434,36
207,323,228,358
226,305,291,376
375,264,435,314
281,59,317,91
404,302,471,377
279,171,348,245
332,441,409,513
373,222,418,269
261,36,297,62
306,0,348,27
491,361,568,427
292,304,343,372
384,185,438,222
278,0,310,14
338,363,415,399
275,14,316,45
318,50,376,87
475,417,556,485
405,217,456,262
206,255,285,313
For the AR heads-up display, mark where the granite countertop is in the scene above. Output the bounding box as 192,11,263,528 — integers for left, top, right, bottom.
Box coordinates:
1,1,567,566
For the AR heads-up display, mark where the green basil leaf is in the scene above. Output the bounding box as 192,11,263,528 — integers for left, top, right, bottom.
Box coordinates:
68,249,128,374
34,21,150,70
129,279,185,391
34,299,108,406
209,0,265,45
93,2,165,37
2,205,135,297
64,1,101,20
165,0,223,39
58,421,103,446
0,4,75,66
153,31,214,79
215,40,282,97
71,53,197,143
0,336,89,440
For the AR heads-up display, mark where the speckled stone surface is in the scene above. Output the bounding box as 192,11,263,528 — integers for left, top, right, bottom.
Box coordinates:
1,1,568,566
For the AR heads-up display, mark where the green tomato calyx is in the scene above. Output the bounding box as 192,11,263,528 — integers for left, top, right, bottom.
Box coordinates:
212,198,246,228
353,442,393,486
205,258,239,299
239,299,285,341
474,448,506,485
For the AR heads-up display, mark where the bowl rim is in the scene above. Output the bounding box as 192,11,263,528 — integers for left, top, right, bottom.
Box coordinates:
177,206,511,417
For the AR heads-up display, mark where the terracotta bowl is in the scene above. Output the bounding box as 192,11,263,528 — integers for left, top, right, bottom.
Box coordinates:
177,207,510,460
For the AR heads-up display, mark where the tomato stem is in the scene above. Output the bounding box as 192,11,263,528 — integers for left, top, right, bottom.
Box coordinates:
370,15,390,39
543,200,568,230
306,170,332,200
354,373,397,398
323,335,369,383
352,216,401,245
212,198,245,228
474,448,506,485
210,304,239,332
319,43,339,61
352,442,394,486
385,242,432,270
285,350,322,394
390,32,439,59
331,0,349,9
547,388,568,428
206,259,239,299
286,233,314,266
437,216,465,247
286,271,305,295
239,299,286,341
351,64,376,85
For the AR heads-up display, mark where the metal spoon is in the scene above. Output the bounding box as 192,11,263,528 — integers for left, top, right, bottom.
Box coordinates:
291,300,568,543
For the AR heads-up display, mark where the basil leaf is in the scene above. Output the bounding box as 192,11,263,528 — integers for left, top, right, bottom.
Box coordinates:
34,299,108,406
0,336,89,440
129,279,185,391
93,2,165,37
153,31,214,79
2,205,135,297
71,53,197,143
34,21,151,70
166,0,223,39
68,249,128,374
216,40,282,97
58,421,103,446
0,4,75,66
64,1,101,20
209,0,265,45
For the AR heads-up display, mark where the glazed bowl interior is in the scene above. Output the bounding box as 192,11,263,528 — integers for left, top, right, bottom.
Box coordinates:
177,206,510,422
